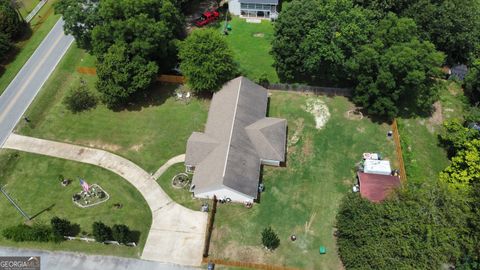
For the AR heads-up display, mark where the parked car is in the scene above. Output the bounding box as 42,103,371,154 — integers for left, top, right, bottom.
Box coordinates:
195,10,220,27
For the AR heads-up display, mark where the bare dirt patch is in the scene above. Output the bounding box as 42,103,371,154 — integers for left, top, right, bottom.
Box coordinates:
345,109,364,120
356,126,365,133
78,140,122,152
302,135,314,158
129,143,143,152
288,118,304,147
423,101,443,133
303,98,330,129
253,32,265,38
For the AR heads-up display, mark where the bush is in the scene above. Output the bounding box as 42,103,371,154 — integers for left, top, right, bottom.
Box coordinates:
261,226,280,250
2,224,52,242
112,224,131,244
92,221,112,242
63,81,97,113
51,217,80,241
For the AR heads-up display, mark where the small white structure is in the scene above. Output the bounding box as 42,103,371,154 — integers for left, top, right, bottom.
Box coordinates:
229,0,279,20
364,160,392,176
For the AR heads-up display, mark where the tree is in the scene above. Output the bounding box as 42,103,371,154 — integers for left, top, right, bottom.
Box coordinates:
50,217,79,241
354,0,480,64
439,119,480,157
402,0,480,64
337,186,471,269
440,139,480,189
63,80,97,113
0,32,12,61
111,224,131,244
96,43,158,108
465,59,480,104
55,0,100,50
178,28,237,93
91,0,183,68
92,221,112,242
261,226,280,250
349,13,444,119
0,0,23,40
271,0,373,84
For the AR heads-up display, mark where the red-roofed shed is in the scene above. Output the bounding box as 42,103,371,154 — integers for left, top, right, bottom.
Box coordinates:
357,172,401,202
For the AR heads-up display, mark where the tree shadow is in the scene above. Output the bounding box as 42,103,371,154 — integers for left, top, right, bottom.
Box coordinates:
30,203,55,220
128,230,141,244
112,83,178,112
70,223,81,236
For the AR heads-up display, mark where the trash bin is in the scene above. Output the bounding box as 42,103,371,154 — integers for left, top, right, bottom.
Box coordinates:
227,24,232,31
207,262,215,270
319,246,326,254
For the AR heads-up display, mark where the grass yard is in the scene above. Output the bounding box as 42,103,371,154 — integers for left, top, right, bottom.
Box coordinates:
398,81,466,184
0,150,151,257
17,0,40,18
209,91,397,269
156,163,204,211
0,0,60,94
17,45,209,172
219,17,279,83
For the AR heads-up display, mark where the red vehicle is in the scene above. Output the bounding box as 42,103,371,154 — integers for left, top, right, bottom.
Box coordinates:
195,10,220,27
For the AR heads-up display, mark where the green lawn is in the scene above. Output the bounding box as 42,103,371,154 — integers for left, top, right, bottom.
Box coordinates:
18,0,39,18
156,163,204,211
398,81,466,184
219,17,279,83
0,149,151,258
209,92,396,269
0,0,60,94
17,45,209,172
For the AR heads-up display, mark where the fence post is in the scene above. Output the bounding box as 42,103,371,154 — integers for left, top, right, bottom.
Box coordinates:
203,196,217,258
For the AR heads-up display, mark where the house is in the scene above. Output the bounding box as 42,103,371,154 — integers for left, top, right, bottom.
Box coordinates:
357,172,401,202
229,0,279,20
185,77,287,203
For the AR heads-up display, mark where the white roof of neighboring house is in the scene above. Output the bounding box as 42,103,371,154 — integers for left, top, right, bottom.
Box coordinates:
364,160,392,175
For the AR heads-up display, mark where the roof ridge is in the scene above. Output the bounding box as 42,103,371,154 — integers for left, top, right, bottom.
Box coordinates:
222,77,243,177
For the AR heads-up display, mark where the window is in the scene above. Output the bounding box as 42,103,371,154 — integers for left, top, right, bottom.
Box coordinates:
241,3,247,8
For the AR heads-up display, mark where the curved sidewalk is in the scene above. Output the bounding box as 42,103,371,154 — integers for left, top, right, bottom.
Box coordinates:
2,134,207,266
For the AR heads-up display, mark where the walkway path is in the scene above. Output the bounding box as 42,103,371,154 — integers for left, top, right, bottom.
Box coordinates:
3,134,207,266
153,154,185,180
0,247,197,270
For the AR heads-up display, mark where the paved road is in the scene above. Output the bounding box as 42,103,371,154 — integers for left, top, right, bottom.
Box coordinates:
0,18,74,148
0,247,198,270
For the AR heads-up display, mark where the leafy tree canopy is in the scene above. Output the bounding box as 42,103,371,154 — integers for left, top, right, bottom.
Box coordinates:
337,186,471,269
178,28,237,93
271,0,373,84
465,59,480,104
96,43,158,108
0,31,12,61
439,119,480,157
349,13,444,119
0,0,23,39
440,139,480,189
55,0,100,50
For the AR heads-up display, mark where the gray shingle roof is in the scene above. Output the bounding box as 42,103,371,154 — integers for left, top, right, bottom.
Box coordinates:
185,77,287,199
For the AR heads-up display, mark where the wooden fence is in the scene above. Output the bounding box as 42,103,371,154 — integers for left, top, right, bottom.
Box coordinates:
76,67,185,84
267,83,352,97
203,196,217,258
392,119,407,183
202,258,300,270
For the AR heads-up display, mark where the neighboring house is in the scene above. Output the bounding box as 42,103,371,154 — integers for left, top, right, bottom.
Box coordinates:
229,0,279,20
449,64,468,81
185,77,287,203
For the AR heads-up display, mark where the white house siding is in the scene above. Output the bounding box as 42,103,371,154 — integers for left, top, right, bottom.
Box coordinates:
195,188,254,203
229,0,241,16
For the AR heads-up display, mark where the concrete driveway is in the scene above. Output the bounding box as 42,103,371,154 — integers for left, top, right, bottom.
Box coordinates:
3,134,208,266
